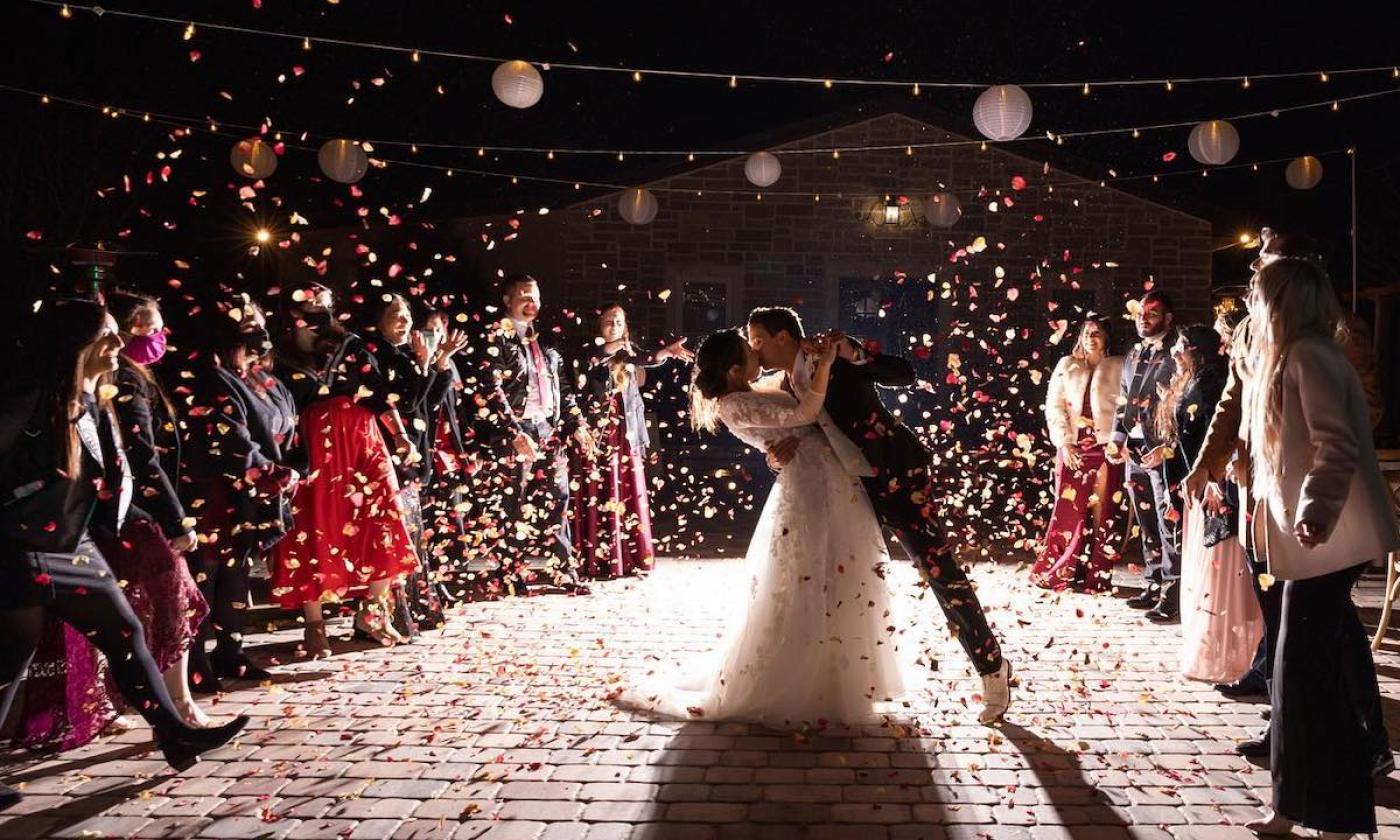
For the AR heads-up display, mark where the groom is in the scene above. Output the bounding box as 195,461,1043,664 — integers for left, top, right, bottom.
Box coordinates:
747,307,1012,723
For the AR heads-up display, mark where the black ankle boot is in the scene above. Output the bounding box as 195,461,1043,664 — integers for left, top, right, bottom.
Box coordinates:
210,646,272,682
187,644,222,695
1146,581,1181,623
157,715,250,772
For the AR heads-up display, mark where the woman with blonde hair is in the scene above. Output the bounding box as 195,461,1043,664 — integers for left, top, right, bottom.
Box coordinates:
1031,317,1126,592
1243,258,1400,839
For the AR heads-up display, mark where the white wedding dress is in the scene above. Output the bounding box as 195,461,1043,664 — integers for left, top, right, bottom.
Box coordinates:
621,379,915,729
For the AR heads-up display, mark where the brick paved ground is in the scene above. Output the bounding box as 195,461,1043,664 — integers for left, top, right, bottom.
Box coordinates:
4,557,1400,840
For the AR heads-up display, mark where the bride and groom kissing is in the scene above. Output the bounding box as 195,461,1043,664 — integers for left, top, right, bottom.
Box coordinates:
621,306,1011,730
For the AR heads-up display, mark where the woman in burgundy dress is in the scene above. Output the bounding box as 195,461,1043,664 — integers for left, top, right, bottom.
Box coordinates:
271,286,418,655
1031,318,1126,593
570,305,691,578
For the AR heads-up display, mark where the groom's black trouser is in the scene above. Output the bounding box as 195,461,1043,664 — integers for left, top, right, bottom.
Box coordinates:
863,469,1004,677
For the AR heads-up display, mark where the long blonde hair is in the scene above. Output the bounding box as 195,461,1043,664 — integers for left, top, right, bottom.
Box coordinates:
1246,258,1345,491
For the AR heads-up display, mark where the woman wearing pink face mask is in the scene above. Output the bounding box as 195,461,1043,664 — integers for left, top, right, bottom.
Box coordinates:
103,291,212,724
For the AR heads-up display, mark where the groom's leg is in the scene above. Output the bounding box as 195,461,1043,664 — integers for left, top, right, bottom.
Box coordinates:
867,475,1003,677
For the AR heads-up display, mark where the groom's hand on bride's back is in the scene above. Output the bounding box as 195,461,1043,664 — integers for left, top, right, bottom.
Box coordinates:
766,436,801,471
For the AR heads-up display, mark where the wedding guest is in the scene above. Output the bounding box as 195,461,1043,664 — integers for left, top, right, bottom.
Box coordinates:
105,291,211,721
179,303,299,688
1030,317,1126,593
271,286,418,654
1147,324,1262,682
1241,257,1400,839
481,275,593,594
1185,228,1353,758
366,294,468,633
417,309,472,606
1107,291,1180,620
0,300,247,809
571,304,692,578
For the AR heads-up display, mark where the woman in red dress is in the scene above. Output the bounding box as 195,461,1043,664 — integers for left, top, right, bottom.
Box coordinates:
271,286,419,655
1031,318,1127,593
570,305,691,578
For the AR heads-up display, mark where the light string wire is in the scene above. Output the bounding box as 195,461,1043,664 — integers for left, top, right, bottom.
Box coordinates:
27,0,1400,92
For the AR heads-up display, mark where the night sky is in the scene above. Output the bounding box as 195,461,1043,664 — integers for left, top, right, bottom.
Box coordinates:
5,1,1400,295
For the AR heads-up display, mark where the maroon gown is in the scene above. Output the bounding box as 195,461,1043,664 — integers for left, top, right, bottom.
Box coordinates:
1030,378,1126,593
570,393,655,578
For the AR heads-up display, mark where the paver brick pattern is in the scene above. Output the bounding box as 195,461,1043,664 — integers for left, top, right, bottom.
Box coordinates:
4,558,1400,839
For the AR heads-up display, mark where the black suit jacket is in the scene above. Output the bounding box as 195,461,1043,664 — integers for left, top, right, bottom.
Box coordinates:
113,364,186,539
1113,334,1177,451
480,325,582,449
821,353,928,479
0,389,127,557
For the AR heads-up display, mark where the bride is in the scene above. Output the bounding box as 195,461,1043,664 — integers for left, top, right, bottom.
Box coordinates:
620,328,916,729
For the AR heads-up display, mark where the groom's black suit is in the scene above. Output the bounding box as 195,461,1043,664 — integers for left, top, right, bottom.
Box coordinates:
820,353,1004,677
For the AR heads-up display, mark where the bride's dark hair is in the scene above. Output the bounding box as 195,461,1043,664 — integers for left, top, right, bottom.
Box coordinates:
689,328,748,432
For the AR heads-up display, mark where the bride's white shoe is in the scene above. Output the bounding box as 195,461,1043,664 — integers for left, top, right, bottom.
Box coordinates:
978,659,1012,725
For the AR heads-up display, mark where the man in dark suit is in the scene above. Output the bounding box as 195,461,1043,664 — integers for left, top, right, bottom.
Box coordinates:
480,275,592,594
751,307,1011,725
1107,290,1180,621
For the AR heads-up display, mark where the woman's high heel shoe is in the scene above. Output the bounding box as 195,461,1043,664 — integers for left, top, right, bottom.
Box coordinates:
303,619,333,660
352,600,405,647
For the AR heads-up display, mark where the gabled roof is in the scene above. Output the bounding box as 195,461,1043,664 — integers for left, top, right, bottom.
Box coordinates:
426,95,1220,226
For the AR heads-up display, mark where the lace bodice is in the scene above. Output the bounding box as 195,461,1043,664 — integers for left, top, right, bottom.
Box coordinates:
716,386,826,452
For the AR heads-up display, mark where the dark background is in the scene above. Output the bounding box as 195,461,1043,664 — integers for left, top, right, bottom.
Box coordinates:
2,0,1397,555
3,1,1400,294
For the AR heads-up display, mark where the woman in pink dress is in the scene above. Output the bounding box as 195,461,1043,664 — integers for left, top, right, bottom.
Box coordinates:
1144,324,1262,681
1031,318,1126,592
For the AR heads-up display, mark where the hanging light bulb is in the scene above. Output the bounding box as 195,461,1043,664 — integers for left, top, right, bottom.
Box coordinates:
183,22,196,40
411,50,421,63
632,70,642,83
302,36,312,50
728,75,738,89
1320,71,1330,82
59,4,72,18
1082,82,1090,95
1242,77,1251,89
547,150,555,160
912,83,921,96
1165,80,1174,92
823,79,833,89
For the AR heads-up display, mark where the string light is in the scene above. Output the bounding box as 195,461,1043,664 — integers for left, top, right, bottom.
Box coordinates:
1242,77,1251,89
823,79,833,89
1082,83,1090,95
182,22,195,40
546,150,554,160
25,1,1397,93
1165,80,1174,92
911,83,920,96
411,49,420,63
632,70,642,83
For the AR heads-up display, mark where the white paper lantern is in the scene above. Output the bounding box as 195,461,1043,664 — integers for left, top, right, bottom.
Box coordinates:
617,188,658,225
230,137,277,179
1285,156,1324,190
1187,120,1240,166
744,151,782,187
973,84,1033,142
492,60,544,109
318,139,369,184
924,192,962,228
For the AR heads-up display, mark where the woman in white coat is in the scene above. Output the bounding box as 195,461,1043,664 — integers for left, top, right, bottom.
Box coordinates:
1032,318,1127,593
1244,258,1400,840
